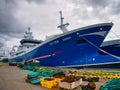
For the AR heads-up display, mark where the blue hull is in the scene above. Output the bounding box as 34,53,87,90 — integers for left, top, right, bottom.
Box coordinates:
100,39,120,57
9,23,118,67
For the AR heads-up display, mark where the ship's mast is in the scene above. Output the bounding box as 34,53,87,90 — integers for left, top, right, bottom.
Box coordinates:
24,27,33,39
58,11,69,33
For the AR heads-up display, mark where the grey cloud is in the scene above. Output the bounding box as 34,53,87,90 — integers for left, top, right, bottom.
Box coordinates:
0,0,25,48
70,0,120,21
0,0,48,48
0,44,4,48
26,0,46,4
85,0,110,8
110,1,120,15
0,42,4,48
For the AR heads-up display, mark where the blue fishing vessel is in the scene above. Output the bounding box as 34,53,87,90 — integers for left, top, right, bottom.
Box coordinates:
100,39,120,57
0,49,9,60
94,39,120,68
9,11,117,67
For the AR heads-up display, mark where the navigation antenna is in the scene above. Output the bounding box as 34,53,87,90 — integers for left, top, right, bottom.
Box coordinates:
58,11,69,33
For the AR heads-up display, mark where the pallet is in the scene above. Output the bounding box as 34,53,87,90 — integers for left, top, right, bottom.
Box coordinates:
58,78,82,90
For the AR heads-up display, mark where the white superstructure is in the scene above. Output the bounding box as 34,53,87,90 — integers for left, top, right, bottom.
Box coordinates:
10,27,42,56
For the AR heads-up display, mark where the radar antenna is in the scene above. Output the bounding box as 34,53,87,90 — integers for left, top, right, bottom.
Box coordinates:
58,11,69,33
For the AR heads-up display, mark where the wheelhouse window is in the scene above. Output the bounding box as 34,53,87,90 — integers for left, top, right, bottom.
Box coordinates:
76,39,86,44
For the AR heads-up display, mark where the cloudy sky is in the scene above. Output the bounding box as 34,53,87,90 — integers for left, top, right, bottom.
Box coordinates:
0,0,120,50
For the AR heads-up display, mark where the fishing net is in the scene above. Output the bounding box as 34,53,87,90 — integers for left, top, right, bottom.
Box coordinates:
101,79,120,90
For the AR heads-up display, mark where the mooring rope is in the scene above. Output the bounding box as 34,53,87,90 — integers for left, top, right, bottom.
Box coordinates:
83,37,120,60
